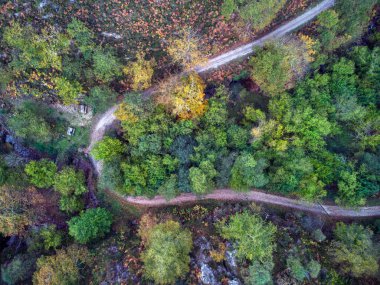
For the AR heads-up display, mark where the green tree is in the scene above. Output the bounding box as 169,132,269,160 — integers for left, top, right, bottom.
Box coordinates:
1,254,36,285
54,167,87,196
336,170,366,207
141,220,192,284
221,0,286,30
93,49,122,82
230,153,268,191
25,159,57,188
67,19,95,60
33,245,90,285
68,208,113,244
250,40,309,96
336,0,377,40
330,222,379,277
52,77,83,105
189,160,217,195
91,137,125,161
8,101,53,143
245,260,274,285
59,195,84,214
39,225,63,250
286,256,308,281
85,86,118,114
219,211,277,262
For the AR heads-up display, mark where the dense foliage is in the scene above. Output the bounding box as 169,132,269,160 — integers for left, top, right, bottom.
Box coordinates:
68,208,113,244
140,220,192,284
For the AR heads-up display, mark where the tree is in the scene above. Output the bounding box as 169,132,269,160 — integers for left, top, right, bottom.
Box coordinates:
3,22,69,73
0,186,34,236
336,0,377,40
123,52,155,90
25,159,57,188
59,195,84,214
221,0,286,30
286,256,308,281
329,222,379,277
1,254,36,285
85,86,118,114
157,72,206,120
91,137,125,161
33,245,90,285
92,49,122,82
68,207,112,244
39,225,63,250
249,40,310,96
67,19,95,60
141,220,192,284
336,170,366,207
245,260,274,285
54,167,87,196
52,77,83,105
189,160,217,195
167,29,205,70
230,153,268,191
8,101,53,143
218,211,277,262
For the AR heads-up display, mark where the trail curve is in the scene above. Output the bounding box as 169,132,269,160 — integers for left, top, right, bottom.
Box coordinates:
85,0,380,218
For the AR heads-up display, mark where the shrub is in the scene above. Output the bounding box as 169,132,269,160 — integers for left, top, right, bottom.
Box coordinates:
68,208,113,244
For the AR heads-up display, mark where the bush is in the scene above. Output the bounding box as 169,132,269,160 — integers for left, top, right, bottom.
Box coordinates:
68,207,113,244
25,159,57,188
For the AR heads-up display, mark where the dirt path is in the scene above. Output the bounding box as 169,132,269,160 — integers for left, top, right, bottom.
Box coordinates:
195,0,335,72
87,0,335,165
114,189,380,218
86,0,380,218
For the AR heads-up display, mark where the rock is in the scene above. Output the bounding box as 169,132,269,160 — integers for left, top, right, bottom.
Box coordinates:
225,244,238,275
228,279,241,285
200,263,218,285
194,236,212,264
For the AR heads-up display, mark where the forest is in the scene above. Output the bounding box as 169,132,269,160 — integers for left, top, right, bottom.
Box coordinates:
0,0,379,284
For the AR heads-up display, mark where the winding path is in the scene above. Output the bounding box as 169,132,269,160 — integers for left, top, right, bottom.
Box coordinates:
87,0,380,218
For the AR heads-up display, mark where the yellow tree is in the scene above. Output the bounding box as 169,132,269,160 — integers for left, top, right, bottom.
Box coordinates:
157,72,207,120
123,53,155,91
167,29,206,70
